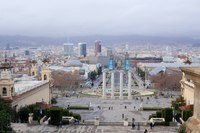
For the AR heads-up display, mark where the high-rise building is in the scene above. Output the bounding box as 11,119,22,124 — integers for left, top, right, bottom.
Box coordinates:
63,43,74,56
78,43,87,57
95,40,101,56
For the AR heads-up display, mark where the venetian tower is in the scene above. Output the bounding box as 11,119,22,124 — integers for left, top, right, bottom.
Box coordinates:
30,60,38,76
41,58,51,81
0,58,14,100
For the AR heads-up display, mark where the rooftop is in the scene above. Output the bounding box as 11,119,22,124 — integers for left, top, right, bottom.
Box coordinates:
141,63,200,68
14,74,48,95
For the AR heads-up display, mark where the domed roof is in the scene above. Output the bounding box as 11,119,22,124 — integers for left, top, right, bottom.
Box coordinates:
66,60,82,67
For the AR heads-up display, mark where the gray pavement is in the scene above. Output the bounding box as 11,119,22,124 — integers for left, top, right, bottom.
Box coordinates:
56,95,176,123
12,123,177,133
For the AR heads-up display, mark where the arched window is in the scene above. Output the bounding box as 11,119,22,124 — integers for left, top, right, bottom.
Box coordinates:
44,74,47,80
2,87,7,96
32,72,35,76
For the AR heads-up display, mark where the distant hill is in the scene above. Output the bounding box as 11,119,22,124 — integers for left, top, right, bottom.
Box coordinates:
0,35,199,48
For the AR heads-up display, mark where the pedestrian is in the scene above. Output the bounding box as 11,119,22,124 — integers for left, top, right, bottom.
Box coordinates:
134,106,136,110
152,122,155,128
109,107,110,110
132,122,135,129
125,106,127,109
150,122,153,129
122,114,124,119
144,129,147,133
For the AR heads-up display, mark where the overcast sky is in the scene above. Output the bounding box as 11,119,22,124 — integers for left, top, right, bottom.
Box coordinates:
0,0,200,37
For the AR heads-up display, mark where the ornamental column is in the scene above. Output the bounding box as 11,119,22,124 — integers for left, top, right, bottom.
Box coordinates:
128,71,132,99
120,71,123,99
102,70,106,98
111,71,115,99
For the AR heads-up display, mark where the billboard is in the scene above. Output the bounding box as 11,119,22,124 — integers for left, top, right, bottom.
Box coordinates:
109,59,114,70
125,59,129,71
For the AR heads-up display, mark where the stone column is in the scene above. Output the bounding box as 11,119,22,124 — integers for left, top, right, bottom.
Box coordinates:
111,71,115,99
102,71,106,98
128,71,132,99
120,71,123,99
194,83,200,119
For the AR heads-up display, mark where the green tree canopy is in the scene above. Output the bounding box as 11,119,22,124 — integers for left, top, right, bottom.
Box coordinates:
0,98,12,133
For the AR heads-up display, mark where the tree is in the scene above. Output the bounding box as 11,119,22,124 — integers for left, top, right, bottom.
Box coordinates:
171,96,186,111
150,73,181,93
90,71,97,81
51,70,83,91
51,97,57,105
0,98,12,132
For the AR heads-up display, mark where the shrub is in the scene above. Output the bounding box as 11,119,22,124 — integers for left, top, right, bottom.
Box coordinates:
18,104,40,122
73,113,81,120
62,109,69,116
51,97,57,104
67,106,89,110
50,107,62,125
156,111,162,118
143,107,163,111
177,124,186,133
18,107,29,123
162,108,173,122
182,110,192,121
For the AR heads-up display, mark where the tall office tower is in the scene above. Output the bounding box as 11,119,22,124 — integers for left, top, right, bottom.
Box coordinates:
63,43,74,56
95,40,101,56
78,43,87,57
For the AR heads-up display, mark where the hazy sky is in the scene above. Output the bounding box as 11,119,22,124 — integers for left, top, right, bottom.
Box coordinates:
0,0,200,37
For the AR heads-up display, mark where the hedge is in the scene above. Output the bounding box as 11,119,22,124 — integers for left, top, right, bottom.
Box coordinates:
67,106,89,110
50,107,62,125
149,113,157,120
162,108,173,122
143,107,163,111
182,110,192,121
156,111,162,118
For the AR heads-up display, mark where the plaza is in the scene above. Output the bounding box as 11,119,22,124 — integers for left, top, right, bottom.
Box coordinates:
12,123,177,133
11,90,179,133
56,92,177,123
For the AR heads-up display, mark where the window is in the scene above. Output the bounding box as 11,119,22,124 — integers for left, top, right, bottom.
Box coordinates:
44,74,47,80
2,87,7,96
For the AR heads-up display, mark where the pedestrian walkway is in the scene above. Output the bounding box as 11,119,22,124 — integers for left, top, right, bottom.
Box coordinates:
12,123,177,133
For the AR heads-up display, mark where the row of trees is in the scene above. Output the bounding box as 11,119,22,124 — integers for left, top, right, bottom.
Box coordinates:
52,70,84,90
150,73,182,92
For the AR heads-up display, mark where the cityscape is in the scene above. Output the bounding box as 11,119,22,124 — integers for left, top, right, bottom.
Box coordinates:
0,0,200,133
